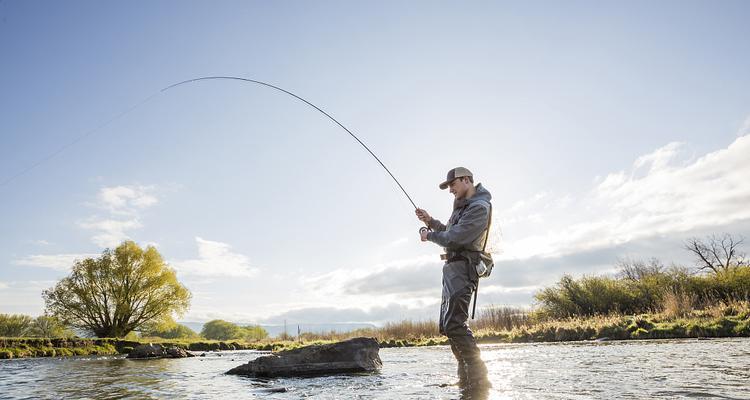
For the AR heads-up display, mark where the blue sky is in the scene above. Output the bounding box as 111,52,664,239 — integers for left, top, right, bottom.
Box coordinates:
2,1,750,326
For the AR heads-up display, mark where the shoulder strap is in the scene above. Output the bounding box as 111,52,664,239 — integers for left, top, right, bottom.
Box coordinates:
481,202,492,252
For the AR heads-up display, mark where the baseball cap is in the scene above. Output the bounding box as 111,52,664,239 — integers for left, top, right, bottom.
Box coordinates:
439,167,473,190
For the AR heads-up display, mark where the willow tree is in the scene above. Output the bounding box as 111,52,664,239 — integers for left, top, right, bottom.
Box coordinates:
43,241,191,338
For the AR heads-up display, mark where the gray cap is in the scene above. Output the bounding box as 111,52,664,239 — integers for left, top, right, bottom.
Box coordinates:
439,167,473,190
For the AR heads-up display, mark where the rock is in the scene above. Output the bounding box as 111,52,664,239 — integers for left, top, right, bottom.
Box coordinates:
127,344,194,359
127,344,165,359
165,346,195,358
226,337,381,378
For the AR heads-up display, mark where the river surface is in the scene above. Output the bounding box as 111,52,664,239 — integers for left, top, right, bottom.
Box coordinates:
1,338,749,399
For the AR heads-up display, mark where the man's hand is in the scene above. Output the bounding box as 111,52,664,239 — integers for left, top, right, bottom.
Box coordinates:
420,228,429,242
415,208,431,225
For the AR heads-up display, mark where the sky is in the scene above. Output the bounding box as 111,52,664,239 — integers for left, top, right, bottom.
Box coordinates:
2,1,750,328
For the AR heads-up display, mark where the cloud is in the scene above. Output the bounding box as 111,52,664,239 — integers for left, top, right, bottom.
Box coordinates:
497,135,750,260
96,185,158,215
259,302,438,325
77,218,143,248
13,253,99,271
172,237,259,278
739,115,750,137
0,281,8,289
77,184,160,248
303,255,440,297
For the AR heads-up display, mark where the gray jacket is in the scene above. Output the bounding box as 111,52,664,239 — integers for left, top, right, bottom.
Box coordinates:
427,183,492,252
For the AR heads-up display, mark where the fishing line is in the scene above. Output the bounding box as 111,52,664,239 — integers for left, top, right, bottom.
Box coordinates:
0,92,162,187
3,76,421,215
161,76,419,210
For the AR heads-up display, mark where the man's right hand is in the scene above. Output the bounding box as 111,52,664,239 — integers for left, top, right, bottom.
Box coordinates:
415,208,431,225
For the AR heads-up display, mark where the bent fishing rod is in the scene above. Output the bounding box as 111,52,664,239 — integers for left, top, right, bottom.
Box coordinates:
162,77,430,233
2,75,431,231
163,77,418,207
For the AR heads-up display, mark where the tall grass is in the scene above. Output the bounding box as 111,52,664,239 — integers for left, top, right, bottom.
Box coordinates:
534,264,750,319
473,305,530,331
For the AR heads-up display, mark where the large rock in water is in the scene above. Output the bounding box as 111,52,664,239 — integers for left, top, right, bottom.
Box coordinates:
127,344,195,359
226,337,382,378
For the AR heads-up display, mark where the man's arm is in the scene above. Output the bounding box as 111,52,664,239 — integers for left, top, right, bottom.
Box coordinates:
427,203,489,249
416,208,446,232
428,218,447,232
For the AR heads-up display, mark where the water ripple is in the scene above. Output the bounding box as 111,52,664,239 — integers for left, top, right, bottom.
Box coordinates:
1,339,749,399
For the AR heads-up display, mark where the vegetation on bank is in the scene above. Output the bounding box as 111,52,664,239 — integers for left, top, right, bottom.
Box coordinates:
3,300,749,359
43,241,191,338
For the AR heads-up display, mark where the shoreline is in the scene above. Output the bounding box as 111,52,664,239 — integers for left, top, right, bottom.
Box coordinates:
2,312,748,359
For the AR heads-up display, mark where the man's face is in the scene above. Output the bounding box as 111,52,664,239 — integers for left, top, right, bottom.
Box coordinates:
448,177,472,199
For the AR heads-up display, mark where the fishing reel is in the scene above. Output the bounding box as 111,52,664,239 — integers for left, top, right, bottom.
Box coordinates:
419,226,432,235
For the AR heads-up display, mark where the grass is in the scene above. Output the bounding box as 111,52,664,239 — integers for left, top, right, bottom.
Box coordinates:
4,302,749,359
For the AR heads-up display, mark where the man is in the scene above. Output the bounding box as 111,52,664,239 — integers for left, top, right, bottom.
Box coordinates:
416,166,492,390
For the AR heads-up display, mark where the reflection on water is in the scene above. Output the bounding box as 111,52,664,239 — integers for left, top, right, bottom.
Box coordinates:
1,338,749,399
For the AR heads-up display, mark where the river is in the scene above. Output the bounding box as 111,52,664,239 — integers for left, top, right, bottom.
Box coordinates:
1,338,749,399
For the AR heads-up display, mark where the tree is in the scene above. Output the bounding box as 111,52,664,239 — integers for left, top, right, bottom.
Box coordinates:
43,241,191,337
684,233,747,274
30,315,74,338
241,324,269,341
0,314,33,337
141,317,198,339
617,258,664,281
201,319,245,340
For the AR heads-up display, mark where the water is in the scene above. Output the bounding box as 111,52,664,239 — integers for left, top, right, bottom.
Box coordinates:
1,338,749,399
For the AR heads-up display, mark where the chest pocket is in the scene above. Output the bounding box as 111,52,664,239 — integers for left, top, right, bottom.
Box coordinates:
447,206,469,229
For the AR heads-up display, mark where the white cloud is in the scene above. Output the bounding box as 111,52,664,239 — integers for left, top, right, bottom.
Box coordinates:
497,135,750,260
739,115,750,137
0,281,8,289
13,253,99,271
632,141,684,173
96,185,158,215
77,218,143,248
77,184,160,248
303,254,439,296
172,237,259,278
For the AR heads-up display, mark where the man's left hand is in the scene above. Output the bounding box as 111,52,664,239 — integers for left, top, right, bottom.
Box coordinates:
420,229,429,242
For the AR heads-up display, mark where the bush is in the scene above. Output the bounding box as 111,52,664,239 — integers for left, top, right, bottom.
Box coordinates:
0,314,34,337
143,322,198,339
535,265,750,318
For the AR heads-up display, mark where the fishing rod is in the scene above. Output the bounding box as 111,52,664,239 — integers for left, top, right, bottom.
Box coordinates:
162,76,430,232
2,75,429,230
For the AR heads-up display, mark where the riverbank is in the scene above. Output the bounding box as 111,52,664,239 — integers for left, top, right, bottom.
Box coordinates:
3,307,748,359
0,337,260,359
475,308,750,343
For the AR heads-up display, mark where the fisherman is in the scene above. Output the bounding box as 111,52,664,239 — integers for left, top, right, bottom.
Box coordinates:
416,167,492,390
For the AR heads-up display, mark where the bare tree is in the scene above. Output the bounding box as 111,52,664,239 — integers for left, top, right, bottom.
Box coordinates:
684,233,747,274
617,257,664,281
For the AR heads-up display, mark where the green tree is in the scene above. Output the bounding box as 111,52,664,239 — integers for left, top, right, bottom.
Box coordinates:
142,317,199,339
42,241,191,338
201,319,243,340
30,315,74,338
241,324,269,341
0,314,33,337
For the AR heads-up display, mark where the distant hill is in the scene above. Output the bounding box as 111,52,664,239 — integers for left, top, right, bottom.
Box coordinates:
179,321,376,338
